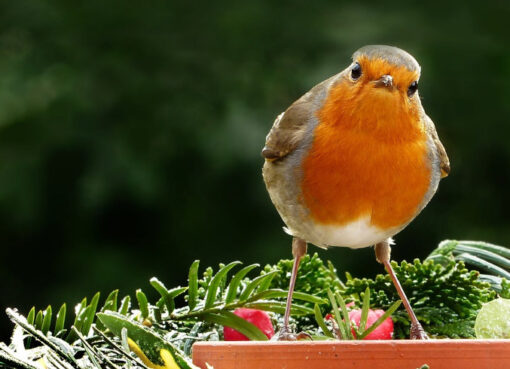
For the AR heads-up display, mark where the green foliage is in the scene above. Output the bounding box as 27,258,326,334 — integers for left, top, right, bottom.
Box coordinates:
314,288,401,340
98,312,196,368
187,260,200,310
24,292,115,347
264,253,345,309
1,241,508,368
175,261,322,326
260,253,345,330
428,240,510,295
344,258,496,338
1,259,322,368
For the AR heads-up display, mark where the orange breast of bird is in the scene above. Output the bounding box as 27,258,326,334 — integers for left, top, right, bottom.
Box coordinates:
301,75,431,230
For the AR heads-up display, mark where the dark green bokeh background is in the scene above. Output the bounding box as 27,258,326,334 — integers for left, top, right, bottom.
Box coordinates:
1,1,509,339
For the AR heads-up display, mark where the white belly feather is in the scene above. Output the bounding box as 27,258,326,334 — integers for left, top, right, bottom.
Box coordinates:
285,215,399,249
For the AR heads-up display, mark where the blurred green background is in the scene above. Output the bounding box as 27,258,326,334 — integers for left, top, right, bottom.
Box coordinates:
1,1,509,339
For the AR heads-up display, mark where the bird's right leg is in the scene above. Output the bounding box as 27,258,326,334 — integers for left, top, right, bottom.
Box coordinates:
274,237,308,341
375,239,428,340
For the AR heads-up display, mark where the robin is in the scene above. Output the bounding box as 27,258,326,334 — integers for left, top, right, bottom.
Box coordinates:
262,45,450,340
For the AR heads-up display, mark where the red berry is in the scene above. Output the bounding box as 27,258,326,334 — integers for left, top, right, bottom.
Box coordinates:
348,309,394,340
223,308,275,341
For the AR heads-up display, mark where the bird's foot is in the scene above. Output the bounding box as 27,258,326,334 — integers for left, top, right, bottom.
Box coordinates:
272,326,312,341
410,322,429,340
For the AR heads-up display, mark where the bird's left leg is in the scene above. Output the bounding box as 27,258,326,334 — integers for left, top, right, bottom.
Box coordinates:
274,237,310,341
375,239,429,340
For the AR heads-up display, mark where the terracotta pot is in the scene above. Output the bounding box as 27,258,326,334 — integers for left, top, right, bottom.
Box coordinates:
193,340,510,369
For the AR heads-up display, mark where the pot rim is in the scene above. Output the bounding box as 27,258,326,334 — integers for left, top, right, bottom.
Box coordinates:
194,338,510,347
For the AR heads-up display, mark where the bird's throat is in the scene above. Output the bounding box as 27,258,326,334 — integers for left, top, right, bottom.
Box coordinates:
320,80,424,143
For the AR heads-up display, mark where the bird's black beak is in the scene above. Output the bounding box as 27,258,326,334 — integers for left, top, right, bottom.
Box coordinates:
373,74,393,89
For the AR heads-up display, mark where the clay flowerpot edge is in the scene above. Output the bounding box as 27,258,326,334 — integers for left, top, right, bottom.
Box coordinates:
192,339,510,369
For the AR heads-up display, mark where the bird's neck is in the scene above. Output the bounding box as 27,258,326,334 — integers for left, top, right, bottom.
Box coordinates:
318,81,425,145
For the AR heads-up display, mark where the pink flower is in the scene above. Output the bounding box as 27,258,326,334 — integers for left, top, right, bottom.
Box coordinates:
223,308,275,341
349,309,394,340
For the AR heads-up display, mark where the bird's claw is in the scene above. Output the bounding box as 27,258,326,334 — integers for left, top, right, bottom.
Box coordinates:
410,322,429,340
273,326,312,341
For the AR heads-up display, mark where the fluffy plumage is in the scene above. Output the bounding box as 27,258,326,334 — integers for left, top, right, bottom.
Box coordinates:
262,45,449,248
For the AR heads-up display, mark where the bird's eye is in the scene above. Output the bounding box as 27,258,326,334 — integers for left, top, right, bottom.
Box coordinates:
351,62,362,80
407,81,418,97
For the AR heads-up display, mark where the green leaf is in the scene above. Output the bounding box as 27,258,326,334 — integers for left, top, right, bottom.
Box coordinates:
357,300,401,340
119,295,131,315
201,311,268,341
243,301,314,316
26,307,36,348
204,261,242,308
314,304,334,338
458,241,510,259
26,307,35,326
103,290,119,312
430,239,459,256
41,305,52,335
77,297,88,313
54,303,67,335
169,286,188,299
336,292,353,339
96,290,118,331
358,287,370,336
72,297,87,326
258,271,277,292
239,271,278,301
290,291,329,305
67,297,89,342
153,284,188,315
328,289,347,339
150,277,175,314
456,253,510,279
225,263,259,303
187,260,200,310
249,289,327,305
97,311,197,369
81,292,100,336
453,245,510,270
136,289,149,319
34,310,43,331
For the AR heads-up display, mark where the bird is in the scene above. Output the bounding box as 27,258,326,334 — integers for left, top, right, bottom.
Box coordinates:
262,45,450,340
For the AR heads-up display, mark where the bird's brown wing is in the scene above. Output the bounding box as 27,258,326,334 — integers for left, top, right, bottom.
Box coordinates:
262,77,335,161
262,103,311,161
424,115,450,178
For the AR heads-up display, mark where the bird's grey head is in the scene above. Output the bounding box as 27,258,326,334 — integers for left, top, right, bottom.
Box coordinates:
352,45,421,73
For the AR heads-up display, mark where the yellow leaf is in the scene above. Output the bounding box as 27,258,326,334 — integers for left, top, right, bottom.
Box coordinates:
36,358,47,369
128,338,180,369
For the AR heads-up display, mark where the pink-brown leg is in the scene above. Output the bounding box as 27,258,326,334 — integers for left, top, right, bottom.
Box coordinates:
375,239,428,340
275,237,308,341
